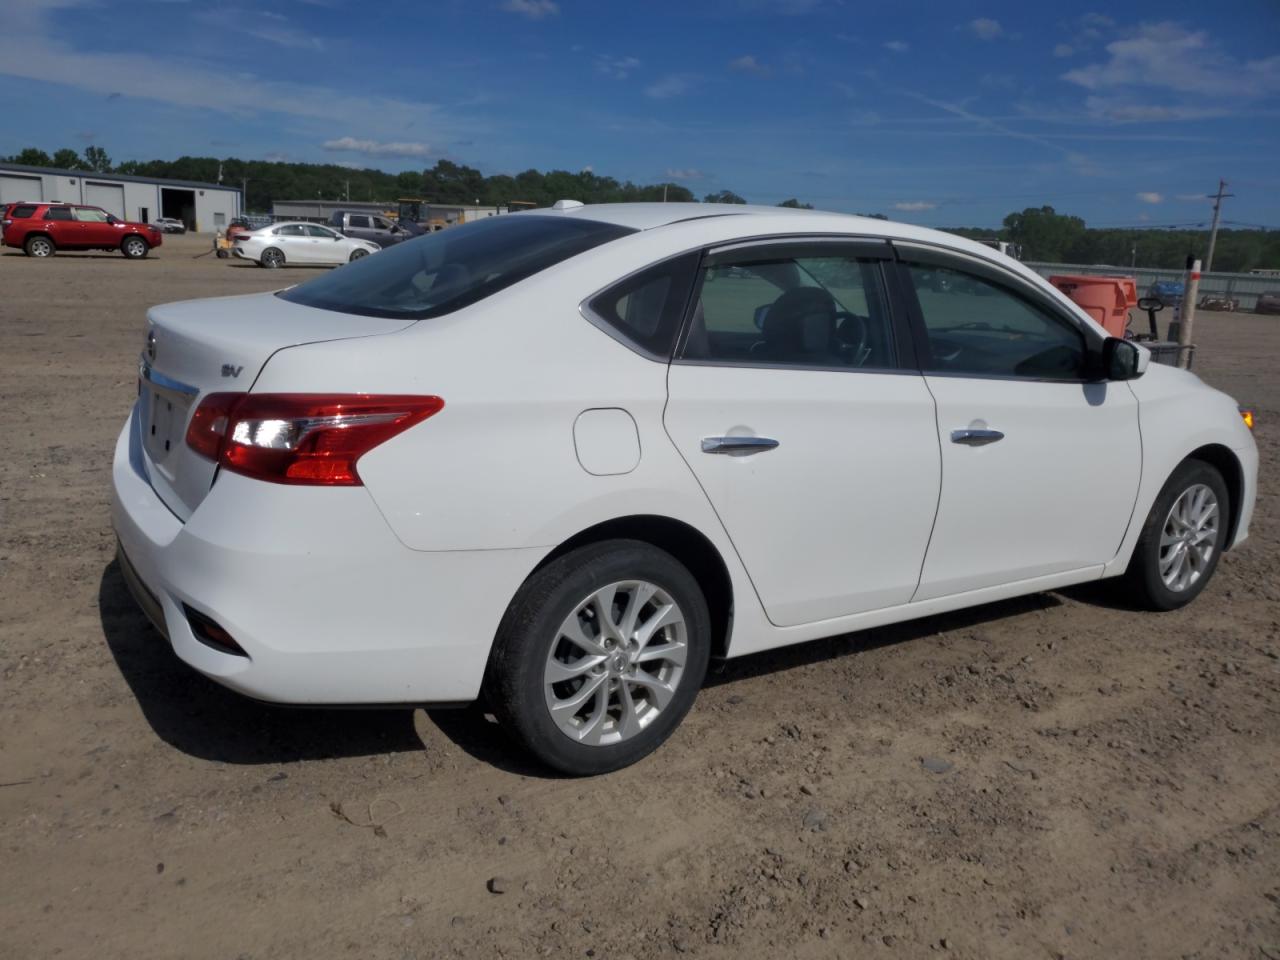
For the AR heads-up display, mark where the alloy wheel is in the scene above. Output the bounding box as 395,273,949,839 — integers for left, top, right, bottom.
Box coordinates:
543,580,688,746
28,238,53,257
1158,482,1219,592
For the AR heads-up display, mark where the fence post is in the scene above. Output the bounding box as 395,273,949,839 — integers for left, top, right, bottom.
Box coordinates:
1177,258,1201,369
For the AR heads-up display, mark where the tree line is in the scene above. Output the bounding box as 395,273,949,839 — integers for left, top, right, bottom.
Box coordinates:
4,148,1274,272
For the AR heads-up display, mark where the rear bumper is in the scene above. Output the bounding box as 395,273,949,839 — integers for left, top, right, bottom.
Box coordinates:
110,406,542,705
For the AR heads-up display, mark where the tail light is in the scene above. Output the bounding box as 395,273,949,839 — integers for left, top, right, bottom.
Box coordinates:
185,393,444,485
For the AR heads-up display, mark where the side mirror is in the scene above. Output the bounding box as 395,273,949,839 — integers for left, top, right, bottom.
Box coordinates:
1137,296,1164,313
1102,337,1147,380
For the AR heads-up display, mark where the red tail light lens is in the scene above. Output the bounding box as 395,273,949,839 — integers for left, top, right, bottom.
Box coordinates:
185,393,443,485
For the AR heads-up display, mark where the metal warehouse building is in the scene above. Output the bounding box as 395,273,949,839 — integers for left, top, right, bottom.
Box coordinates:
0,162,242,233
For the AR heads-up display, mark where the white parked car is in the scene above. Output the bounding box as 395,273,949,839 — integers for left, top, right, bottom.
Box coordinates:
232,220,380,268
113,203,1258,774
154,217,187,234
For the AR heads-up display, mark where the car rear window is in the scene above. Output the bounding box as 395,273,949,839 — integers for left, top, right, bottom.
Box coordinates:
9,204,38,219
278,215,635,320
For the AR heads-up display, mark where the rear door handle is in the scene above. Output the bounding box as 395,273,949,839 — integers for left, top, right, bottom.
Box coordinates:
701,436,780,455
950,428,1004,446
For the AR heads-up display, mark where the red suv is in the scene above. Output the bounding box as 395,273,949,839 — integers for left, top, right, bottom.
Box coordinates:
1,202,163,259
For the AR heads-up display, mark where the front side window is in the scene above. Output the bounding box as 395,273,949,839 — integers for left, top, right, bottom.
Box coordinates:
682,252,896,369
372,217,392,230
306,225,340,238
904,263,1085,380
73,207,109,222
44,207,73,221
280,215,635,320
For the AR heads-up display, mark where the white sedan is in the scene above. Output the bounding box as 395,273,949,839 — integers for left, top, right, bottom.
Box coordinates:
113,202,1258,774
232,220,380,268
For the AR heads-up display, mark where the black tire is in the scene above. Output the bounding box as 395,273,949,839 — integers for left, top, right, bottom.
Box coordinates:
216,249,229,259
260,247,284,269
121,235,150,259
1123,459,1230,611
24,235,55,258
349,248,369,262
484,540,712,775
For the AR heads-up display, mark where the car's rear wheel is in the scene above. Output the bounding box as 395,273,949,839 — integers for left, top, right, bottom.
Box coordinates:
1123,459,1230,611
24,235,54,258
121,236,150,259
348,248,369,262
484,540,711,775
260,247,285,269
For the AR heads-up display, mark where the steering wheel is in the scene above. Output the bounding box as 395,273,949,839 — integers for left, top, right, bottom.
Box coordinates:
835,311,870,366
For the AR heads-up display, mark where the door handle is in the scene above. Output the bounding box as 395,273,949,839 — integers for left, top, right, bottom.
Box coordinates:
950,428,1004,446
701,436,780,455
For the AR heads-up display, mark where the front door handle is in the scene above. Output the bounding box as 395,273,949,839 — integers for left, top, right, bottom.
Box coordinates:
951,428,1004,446
701,436,780,455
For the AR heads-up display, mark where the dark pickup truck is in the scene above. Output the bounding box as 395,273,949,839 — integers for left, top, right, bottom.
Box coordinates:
327,211,418,247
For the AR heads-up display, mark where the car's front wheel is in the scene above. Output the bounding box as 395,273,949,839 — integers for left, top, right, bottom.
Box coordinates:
121,236,150,259
1124,459,1230,610
485,540,711,775
348,248,369,262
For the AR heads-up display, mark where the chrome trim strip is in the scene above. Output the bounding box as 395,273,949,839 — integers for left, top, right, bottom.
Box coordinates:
138,358,199,399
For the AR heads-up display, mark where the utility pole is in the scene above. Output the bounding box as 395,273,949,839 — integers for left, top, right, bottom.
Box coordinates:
1203,179,1233,273
1176,256,1202,369
344,180,350,202
662,183,668,203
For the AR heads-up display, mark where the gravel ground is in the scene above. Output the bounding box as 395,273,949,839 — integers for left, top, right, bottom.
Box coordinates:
1,233,1277,959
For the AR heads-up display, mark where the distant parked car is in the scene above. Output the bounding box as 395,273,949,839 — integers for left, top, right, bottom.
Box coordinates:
327,211,414,247
1148,280,1185,306
231,221,380,268
1255,291,1280,315
154,217,187,234
1,202,162,258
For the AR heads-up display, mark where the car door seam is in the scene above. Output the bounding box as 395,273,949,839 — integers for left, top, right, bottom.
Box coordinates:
908,374,946,604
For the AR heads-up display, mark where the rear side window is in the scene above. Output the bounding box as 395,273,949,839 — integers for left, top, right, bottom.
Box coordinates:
275,224,305,236
44,207,73,221
280,215,636,320
10,204,38,219
584,253,700,359
348,215,371,228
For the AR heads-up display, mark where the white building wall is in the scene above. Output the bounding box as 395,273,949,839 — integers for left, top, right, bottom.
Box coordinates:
193,188,240,233
122,181,162,224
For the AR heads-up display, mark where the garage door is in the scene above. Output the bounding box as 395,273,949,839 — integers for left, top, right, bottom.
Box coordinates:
0,174,43,205
85,182,125,219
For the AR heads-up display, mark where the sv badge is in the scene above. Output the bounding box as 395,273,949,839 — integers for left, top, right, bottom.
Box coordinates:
221,363,244,378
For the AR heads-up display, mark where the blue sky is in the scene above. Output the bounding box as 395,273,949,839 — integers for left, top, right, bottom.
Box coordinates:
3,0,1278,228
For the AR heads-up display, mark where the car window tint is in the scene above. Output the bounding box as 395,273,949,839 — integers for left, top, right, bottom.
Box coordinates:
904,263,1085,380
683,254,896,370
280,215,635,320
586,253,700,359
348,216,371,228
44,207,73,221
373,217,391,229
276,224,305,236
73,207,109,222
306,225,338,238
11,204,38,218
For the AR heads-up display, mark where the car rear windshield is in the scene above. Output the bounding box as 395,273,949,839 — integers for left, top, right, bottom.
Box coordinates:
278,215,636,319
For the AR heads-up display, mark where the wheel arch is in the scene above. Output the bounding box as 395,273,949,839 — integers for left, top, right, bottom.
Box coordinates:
532,515,735,659
1184,443,1245,549
24,231,54,248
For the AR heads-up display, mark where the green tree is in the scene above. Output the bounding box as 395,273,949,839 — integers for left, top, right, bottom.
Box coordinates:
1001,206,1085,262
83,145,112,172
704,190,746,204
777,198,814,209
51,148,87,170
9,147,52,166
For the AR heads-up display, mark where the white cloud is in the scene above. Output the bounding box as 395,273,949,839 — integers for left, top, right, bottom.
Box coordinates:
1083,96,1232,122
322,137,432,158
500,0,558,19
665,168,704,181
1175,193,1208,202
263,152,291,163
883,40,909,53
893,200,937,211
729,54,772,75
1136,192,1163,204
1063,22,1280,98
195,8,325,51
582,164,593,173
595,54,640,79
1053,43,1073,58
645,74,691,99
968,18,1003,41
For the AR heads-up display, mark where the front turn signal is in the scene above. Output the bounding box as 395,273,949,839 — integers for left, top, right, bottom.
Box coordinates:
1239,406,1255,431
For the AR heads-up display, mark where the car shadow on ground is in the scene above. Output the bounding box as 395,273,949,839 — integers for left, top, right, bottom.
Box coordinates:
100,555,1065,774
98,560,425,765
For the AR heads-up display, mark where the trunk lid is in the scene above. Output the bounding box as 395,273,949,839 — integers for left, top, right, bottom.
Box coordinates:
139,290,415,520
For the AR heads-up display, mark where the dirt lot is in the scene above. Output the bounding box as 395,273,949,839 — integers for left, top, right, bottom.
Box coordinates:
1,233,1277,960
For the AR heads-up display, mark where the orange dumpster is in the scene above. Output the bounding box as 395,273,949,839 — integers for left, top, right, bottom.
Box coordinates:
1048,274,1137,338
